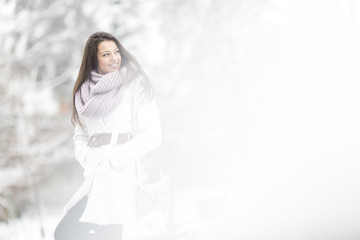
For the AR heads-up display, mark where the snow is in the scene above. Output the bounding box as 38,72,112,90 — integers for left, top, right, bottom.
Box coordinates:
1,0,360,239
23,88,59,116
0,213,59,240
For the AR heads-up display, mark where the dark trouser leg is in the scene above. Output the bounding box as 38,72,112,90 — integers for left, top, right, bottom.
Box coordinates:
54,197,97,240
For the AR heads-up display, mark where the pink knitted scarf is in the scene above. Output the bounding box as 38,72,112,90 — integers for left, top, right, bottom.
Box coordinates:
75,68,126,118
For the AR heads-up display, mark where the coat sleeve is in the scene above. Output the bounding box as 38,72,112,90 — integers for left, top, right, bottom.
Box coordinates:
106,97,162,170
73,119,92,169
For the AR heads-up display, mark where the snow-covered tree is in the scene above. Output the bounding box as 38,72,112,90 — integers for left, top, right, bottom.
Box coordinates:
0,0,148,221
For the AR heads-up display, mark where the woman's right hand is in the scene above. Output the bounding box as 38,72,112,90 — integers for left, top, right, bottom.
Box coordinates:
83,147,104,178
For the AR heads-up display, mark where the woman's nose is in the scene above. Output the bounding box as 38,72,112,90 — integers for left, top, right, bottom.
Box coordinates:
110,54,116,61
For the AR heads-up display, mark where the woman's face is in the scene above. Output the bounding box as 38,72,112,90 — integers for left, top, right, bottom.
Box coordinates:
96,40,121,74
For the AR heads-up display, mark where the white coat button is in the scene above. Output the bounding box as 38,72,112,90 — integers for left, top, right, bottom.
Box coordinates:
91,136,97,143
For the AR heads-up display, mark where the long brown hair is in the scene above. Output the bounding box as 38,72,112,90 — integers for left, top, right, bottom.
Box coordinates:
71,32,153,126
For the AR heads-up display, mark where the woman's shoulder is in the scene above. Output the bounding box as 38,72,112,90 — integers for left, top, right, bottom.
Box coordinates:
127,74,145,90
124,76,146,98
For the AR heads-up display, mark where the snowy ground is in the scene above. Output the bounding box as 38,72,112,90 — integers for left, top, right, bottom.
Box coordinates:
0,211,60,240
0,190,223,240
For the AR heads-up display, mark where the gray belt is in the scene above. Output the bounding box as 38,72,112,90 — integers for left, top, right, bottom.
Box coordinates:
88,133,132,148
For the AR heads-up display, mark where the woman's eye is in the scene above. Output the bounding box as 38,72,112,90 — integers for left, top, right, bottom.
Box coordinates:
103,53,109,57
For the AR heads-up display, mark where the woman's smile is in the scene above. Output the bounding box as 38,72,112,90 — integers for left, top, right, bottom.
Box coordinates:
109,63,119,69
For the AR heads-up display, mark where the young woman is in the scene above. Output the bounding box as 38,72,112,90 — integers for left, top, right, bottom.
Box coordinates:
54,32,162,240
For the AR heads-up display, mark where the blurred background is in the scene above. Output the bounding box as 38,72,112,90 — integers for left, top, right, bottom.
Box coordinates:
0,0,360,239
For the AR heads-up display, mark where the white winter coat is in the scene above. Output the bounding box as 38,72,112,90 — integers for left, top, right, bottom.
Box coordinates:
64,82,161,226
